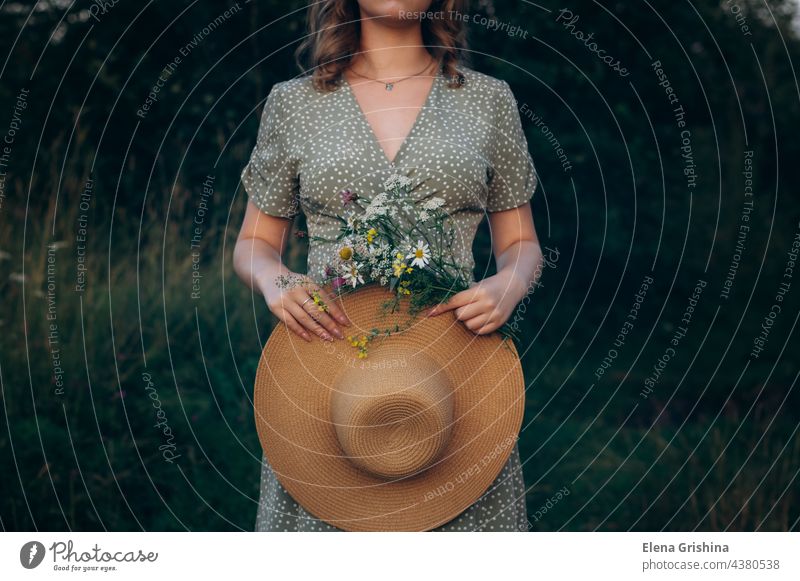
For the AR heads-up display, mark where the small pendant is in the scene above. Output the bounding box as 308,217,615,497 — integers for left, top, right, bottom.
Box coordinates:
385,83,394,91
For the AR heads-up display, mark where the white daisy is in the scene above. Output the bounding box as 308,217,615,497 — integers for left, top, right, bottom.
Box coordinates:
337,238,355,261
343,261,365,287
406,240,431,269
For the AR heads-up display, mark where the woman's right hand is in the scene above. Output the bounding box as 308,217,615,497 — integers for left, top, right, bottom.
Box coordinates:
233,202,351,343
263,274,351,342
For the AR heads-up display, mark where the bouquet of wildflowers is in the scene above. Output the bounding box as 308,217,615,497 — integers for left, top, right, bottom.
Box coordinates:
294,172,515,357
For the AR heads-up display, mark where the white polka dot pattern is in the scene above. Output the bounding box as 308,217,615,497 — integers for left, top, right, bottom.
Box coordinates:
241,66,536,531
240,66,538,284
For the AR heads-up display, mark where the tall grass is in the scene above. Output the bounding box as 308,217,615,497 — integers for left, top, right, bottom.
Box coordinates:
1,134,797,531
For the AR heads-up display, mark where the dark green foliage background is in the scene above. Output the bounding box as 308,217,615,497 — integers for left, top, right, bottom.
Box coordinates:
1,0,798,531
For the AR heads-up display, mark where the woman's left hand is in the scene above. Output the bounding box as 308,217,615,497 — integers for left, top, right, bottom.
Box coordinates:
426,269,527,335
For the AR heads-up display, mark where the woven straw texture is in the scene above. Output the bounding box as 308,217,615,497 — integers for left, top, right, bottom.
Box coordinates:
254,284,525,531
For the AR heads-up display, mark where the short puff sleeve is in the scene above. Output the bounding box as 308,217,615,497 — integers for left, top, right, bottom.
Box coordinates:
240,83,301,219
485,80,538,212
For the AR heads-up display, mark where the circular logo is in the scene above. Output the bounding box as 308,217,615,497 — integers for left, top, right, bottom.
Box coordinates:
20,541,46,569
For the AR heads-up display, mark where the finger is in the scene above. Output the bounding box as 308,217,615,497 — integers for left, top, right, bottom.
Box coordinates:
301,300,344,339
462,314,491,332
465,314,501,335
282,313,312,342
428,287,481,316
288,302,335,341
266,299,312,342
474,319,501,335
291,285,346,330
453,301,488,321
311,285,351,326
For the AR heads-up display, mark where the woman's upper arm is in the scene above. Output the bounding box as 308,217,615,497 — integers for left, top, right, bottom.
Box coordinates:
487,202,538,258
237,199,293,255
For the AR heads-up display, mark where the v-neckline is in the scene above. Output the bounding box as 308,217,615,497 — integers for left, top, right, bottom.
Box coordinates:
341,66,441,168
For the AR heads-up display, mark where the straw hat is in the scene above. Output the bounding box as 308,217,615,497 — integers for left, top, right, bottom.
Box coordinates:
253,284,525,531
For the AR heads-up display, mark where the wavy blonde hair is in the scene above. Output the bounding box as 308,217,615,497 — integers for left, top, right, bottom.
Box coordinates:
296,0,469,92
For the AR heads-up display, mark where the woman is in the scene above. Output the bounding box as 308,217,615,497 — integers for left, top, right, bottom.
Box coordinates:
234,0,544,531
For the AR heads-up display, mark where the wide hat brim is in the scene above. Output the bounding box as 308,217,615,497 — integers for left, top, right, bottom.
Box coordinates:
254,284,525,531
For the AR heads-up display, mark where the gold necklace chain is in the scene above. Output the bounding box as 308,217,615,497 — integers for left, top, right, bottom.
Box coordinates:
348,58,438,92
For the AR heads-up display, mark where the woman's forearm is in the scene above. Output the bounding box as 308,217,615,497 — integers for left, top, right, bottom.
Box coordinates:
233,237,291,301
494,239,543,301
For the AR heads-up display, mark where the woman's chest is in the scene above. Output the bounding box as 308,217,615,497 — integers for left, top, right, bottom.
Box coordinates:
288,88,495,214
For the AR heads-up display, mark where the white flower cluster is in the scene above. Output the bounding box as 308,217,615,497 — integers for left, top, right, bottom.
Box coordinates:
383,173,413,193
363,193,390,220
421,197,445,211
418,196,445,222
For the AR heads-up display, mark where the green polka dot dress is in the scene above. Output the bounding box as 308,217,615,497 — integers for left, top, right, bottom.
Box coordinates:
241,65,537,531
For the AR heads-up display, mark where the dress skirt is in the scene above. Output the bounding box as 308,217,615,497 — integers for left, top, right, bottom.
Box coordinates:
254,444,528,532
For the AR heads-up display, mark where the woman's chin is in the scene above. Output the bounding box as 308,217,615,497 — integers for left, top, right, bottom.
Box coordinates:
358,0,435,24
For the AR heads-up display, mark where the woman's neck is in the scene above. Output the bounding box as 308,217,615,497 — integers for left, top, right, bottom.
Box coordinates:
351,17,431,76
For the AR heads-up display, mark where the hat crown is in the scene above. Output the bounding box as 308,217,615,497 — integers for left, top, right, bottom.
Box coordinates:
330,349,453,479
